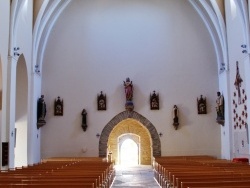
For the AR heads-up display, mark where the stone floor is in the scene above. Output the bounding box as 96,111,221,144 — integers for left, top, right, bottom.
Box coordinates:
111,165,161,188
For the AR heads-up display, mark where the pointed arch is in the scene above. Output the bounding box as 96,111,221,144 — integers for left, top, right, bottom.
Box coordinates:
99,111,161,157
188,0,228,73
15,54,28,167
34,0,229,76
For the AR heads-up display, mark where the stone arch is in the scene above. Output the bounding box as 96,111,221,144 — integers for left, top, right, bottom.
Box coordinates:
99,111,161,158
109,120,151,165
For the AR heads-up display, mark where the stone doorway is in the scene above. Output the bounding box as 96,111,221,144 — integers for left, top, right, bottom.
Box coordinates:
119,134,139,165
98,111,161,165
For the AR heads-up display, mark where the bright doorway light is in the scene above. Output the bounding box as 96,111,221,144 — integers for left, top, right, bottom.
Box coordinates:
120,138,138,166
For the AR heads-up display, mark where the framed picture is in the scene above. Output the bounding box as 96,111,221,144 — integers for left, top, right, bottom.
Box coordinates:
150,91,159,110
98,91,106,110
197,95,207,114
54,96,63,116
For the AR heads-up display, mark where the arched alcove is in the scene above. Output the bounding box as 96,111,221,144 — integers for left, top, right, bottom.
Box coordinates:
99,111,161,164
15,54,28,167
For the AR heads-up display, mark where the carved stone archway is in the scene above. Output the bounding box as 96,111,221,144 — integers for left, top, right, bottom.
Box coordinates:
99,111,161,158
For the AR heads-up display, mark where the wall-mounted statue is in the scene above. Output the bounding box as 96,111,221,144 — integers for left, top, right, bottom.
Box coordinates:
150,91,159,110
97,91,106,111
216,91,224,125
81,109,87,131
123,77,134,111
37,95,46,129
173,105,179,130
197,95,206,114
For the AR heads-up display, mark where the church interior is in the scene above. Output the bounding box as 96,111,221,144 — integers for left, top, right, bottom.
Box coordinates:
1,0,250,187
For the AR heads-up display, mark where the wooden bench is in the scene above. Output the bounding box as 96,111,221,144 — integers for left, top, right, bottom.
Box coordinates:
153,156,250,188
181,180,250,188
0,157,115,188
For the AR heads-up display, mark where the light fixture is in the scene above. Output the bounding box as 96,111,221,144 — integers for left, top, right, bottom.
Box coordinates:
241,45,247,48
158,132,163,137
14,52,20,56
96,133,100,138
35,65,40,73
14,47,20,51
242,50,247,53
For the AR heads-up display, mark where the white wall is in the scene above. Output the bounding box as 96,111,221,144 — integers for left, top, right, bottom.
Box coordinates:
41,0,220,158
0,0,10,170
225,0,250,159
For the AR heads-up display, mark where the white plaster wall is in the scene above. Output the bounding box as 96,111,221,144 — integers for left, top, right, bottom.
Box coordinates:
225,0,250,159
9,0,39,166
0,0,10,170
41,0,220,158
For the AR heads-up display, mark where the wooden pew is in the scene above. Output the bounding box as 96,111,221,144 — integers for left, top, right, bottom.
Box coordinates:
181,180,250,188
153,155,250,188
0,157,115,188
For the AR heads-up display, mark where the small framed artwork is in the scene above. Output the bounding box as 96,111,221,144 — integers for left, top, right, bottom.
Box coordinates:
98,91,106,110
54,96,63,116
150,91,159,110
197,95,207,114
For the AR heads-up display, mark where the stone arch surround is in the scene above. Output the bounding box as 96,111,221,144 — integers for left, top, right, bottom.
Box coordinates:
99,111,161,157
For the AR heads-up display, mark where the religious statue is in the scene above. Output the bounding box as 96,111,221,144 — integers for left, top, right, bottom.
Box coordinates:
37,95,46,129
216,92,224,125
172,105,179,130
234,61,243,104
124,77,133,101
123,77,134,111
81,109,87,131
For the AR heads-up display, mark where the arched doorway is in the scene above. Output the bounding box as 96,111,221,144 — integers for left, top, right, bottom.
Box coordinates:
99,111,161,165
15,54,28,167
119,134,139,166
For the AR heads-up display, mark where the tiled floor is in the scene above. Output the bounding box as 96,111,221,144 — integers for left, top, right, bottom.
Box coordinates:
111,165,161,188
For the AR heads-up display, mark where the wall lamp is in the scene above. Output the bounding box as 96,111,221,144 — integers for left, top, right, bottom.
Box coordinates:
35,65,40,73
96,133,100,138
13,47,20,57
14,52,20,56
241,45,247,48
158,132,163,137
242,50,248,53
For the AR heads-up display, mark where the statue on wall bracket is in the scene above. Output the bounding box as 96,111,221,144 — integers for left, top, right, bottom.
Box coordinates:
216,91,225,125
81,109,87,131
172,105,179,130
197,95,206,114
97,91,106,111
37,95,46,129
150,91,159,110
123,77,134,111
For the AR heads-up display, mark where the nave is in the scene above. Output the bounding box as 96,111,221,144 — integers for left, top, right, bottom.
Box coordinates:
111,165,160,188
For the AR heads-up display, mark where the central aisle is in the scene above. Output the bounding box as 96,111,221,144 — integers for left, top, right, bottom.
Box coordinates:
111,165,161,188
